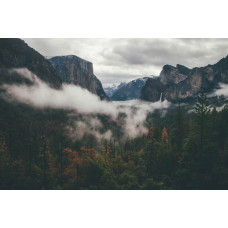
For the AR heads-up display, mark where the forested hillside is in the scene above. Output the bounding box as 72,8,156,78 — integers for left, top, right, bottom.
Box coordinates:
1,38,228,190
1,92,228,189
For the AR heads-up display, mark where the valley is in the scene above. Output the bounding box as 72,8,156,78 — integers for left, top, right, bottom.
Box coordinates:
0,38,228,190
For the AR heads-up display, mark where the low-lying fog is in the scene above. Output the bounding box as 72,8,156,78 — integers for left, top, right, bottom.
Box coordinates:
1,68,170,140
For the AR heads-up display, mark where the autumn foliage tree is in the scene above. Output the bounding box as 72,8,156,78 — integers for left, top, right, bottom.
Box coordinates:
61,148,83,188
161,127,168,146
80,147,96,159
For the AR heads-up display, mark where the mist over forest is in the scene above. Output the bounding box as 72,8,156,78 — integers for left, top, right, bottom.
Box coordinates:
1,38,228,190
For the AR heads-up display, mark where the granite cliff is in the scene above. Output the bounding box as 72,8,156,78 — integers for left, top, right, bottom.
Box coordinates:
49,55,107,100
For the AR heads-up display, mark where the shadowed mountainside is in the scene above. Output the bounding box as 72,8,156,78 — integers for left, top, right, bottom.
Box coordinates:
0,38,62,88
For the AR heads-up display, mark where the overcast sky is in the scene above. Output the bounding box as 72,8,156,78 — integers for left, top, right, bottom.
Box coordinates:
23,38,228,86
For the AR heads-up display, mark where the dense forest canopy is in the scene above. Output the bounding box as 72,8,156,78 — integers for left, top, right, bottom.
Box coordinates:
1,90,228,190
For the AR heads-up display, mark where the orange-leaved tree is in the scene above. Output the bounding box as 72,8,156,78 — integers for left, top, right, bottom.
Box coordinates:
161,127,168,146
62,148,83,186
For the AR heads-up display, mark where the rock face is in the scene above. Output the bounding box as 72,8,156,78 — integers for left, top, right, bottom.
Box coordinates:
111,77,153,101
141,55,228,102
141,78,165,102
159,64,189,85
0,38,62,88
49,55,107,100
0,39,107,100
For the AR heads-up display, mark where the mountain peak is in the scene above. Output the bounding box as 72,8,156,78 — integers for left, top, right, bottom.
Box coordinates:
104,82,127,98
111,77,151,101
159,64,188,85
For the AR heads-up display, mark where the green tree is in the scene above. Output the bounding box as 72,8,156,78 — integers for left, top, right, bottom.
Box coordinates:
170,102,185,155
193,91,212,149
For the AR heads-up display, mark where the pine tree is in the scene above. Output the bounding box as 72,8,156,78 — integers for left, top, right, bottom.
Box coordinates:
193,91,212,149
170,102,185,156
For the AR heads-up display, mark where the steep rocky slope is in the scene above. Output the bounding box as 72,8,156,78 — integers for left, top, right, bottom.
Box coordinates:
141,78,165,102
0,38,62,88
141,55,228,102
49,55,107,100
159,64,190,85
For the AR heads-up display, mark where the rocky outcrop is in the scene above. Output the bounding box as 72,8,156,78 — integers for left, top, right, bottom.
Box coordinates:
141,78,164,102
49,55,107,100
111,77,152,101
159,64,189,85
0,38,62,88
141,55,228,102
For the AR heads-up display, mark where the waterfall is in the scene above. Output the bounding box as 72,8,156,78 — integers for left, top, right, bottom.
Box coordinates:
159,92,163,102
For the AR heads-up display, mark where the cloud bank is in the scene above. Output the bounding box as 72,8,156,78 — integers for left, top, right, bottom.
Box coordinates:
213,83,228,97
2,68,170,140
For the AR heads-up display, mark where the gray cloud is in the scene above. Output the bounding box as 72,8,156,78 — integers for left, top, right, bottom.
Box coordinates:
104,39,228,67
23,38,228,86
213,83,228,97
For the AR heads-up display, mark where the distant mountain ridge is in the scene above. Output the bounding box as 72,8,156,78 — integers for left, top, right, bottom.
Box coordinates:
111,77,155,101
49,55,107,100
141,55,228,102
104,82,126,98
